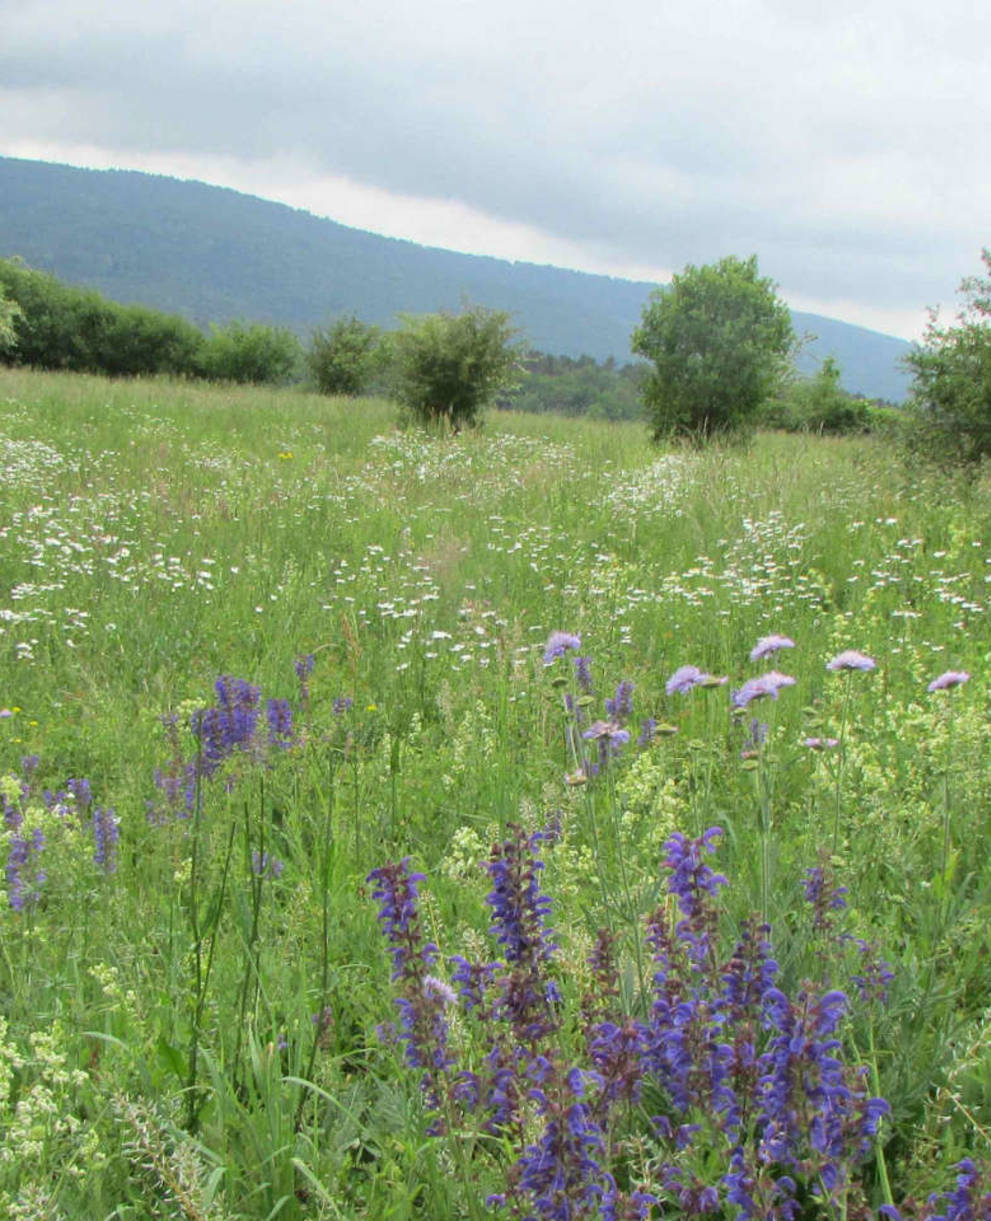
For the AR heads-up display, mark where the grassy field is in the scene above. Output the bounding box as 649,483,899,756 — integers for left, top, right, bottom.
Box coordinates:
2,367,991,1218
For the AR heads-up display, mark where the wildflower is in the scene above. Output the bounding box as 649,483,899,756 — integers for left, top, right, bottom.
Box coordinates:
750,634,795,662
67,777,93,811
803,737,839,750
265,698,294,748
582,720,631,749
927,670,970,692
573,655,594,692
543,631,581,665
731,671,796,708
803,864,847,935
6,827,45,910
485,826,556,966
663,828,728,921
851,940,894,1007
924,1158,991,1221
740,719,768,758
485,826,559,1038
638,717,658,746
252,850,285,879
826,650,876,672
333,695,354,715
605,680,635,723
92,806,119,873
192,676,261,776
367,858,437,983
666,665,727,695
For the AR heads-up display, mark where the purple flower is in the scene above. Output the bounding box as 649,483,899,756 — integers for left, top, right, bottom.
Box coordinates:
581,720,631,748
192,676,261,776
928,670,970,692
925,1158,991,1221
294,653,316,681
741,719,769,758
367,859,437,982
266,698,294,748
605,680,634,723
750,634,795,662
573,655,594,692
731,671,796,708
803,865,847,934
6,827,45,910
826,650,876,672
485,827,556,966
92,806,119,873
333,695,354,716
803,737,840,751
252,850,285,879
543,631,582,665
851,940,894,1007
67,777,93,811
666,665,727,695
663,828,727,908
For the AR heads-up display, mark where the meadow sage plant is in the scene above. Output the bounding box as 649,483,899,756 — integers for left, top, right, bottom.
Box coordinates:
370,825,900,1219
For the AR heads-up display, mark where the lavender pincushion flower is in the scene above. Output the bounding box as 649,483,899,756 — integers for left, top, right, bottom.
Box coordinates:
543,631,582,665
750,634,795,662
666,665,727,696
731,671,796,708
826,650,876,672
928,670,970,692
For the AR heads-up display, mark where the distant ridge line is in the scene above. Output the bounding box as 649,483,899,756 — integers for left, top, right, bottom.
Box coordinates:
0,155,911,401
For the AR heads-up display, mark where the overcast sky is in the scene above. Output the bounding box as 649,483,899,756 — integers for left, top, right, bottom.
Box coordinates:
2,0,988,340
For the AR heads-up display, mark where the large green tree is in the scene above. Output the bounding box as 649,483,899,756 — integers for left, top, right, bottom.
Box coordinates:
632,254,795,441
905,249,991,465
392,305,521,430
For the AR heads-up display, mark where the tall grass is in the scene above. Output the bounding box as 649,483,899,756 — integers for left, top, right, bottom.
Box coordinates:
1,367,990,1216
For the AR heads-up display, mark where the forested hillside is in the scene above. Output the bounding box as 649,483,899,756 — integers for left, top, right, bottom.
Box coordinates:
0,156,912,399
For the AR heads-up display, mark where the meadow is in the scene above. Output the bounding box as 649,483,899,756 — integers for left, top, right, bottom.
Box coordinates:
2,366,991,1219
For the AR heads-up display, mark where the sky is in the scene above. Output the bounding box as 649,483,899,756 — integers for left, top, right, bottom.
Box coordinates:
2,0,988,342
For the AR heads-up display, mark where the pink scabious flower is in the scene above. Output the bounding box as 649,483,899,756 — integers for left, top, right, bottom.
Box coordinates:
750,634,795,662
927,670,970,692
826,650,876,672
665,665,728,696
731,671,796,708
803,737,840,751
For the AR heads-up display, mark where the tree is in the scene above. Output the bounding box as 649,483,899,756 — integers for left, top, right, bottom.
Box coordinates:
631,255,795,441
0,257,205,376
392,305,522,430
766,356,870,435
905,250,991,465
0,286,22,358
307,314,383,396
199,320,301,385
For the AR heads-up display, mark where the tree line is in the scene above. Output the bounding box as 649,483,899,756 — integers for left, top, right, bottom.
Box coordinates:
3,250,989,462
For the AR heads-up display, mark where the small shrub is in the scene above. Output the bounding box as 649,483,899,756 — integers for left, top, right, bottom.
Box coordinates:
392,304,522,431
768,357,872,435
199,320,301,385
307,314,384,396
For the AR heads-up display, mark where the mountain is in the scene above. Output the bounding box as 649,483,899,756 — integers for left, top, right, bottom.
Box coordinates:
0,156,912,401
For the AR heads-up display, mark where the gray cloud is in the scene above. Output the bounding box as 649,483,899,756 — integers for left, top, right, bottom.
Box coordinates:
1,0,988,335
